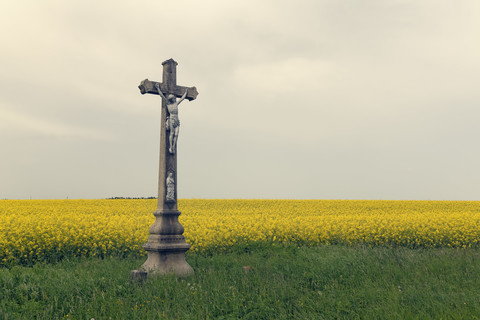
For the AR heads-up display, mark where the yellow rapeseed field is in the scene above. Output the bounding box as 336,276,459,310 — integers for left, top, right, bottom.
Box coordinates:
0,199,479,266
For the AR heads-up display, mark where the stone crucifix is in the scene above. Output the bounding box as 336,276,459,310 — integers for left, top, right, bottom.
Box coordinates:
131,58,198,279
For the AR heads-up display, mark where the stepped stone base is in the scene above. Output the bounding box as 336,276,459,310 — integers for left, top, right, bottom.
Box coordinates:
140,249,193,276
131,209,193,280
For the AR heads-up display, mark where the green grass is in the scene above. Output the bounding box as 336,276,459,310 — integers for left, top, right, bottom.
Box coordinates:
1,245,479,319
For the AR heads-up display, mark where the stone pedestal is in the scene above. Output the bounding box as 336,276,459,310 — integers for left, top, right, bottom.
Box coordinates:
139,209,193,276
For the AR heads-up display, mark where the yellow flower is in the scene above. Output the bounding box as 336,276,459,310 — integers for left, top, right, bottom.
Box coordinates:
0,199,479,265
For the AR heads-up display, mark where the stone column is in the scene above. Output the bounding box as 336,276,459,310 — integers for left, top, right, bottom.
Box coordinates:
132,59,195,279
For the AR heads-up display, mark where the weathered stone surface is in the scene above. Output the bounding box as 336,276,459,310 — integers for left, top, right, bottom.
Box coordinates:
141,251,193,276
138,79,198,100
132,58,197,279
166,172,175,202
130,270,148,282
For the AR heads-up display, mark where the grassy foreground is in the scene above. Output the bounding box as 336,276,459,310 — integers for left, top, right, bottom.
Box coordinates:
1,245,479,319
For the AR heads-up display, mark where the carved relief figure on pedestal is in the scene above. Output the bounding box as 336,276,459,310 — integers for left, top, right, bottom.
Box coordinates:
165,171,175,203
155,83,188,154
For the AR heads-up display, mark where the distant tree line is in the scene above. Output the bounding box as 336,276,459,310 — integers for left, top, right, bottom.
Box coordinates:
107,196,157,200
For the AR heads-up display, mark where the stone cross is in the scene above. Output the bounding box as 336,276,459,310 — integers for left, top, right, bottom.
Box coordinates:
131,59,198,279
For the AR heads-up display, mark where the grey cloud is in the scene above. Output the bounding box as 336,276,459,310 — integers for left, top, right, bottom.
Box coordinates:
1,0,479,200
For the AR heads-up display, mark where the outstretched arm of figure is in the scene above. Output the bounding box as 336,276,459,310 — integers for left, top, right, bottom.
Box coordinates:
177,89,188,105
155,83,167,100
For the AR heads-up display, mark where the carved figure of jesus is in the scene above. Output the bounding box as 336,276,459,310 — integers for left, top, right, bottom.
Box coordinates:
155,83,188,154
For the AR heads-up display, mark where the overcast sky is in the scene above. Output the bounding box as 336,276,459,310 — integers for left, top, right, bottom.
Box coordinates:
1,0,479,200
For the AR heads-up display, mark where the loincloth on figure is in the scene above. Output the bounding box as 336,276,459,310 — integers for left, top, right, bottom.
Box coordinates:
166,116,180,129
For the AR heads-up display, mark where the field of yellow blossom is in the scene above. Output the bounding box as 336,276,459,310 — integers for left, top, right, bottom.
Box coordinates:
1,199,479,266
